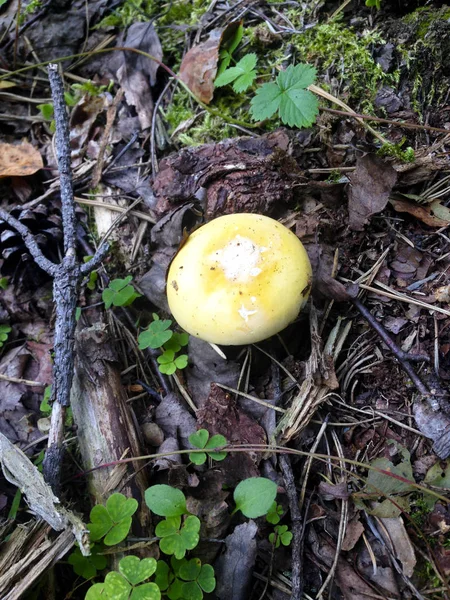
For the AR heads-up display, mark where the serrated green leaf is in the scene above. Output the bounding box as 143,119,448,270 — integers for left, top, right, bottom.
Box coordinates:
250,62,318,128
130,583,161,600
189,429,209,450
277,63,316,91
215,66,243,87
119,556,157,585
233,477,277,518
215,53,257,93
198,564,216,593
145,485,187,517
250,82,282,121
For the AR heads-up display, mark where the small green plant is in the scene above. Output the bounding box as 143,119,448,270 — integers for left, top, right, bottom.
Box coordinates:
266,501,283,525
102,276,141,309
138,315,188,375
217,22,244,74
68,545,108,579
39,385,52,416
250,63,319,128
0,277,8,289
365,0,381,9
88,493,138,545
0,324,11,348
377,140,415,163
188,429,227,465
269,525,292,548
215,54,258,93
86,555,160,600
83,256,98,291
232,477,278,518
159,557,216,600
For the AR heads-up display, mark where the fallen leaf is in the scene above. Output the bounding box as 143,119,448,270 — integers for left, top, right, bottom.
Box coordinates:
0,142,43,179
390,197,450,227
341,516,364,551
116,22,163,130
348,154,397,231
379,516,416,577
179,22,241,104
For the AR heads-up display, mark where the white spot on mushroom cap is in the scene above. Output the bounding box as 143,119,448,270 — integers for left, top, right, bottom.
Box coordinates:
238,305,258,322
210,235,267,283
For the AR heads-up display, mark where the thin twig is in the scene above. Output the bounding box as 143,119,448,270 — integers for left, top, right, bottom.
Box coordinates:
279,454,303,600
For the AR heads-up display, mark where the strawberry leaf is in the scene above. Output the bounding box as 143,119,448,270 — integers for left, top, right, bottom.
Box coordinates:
250,63,318,128
215,54,257,93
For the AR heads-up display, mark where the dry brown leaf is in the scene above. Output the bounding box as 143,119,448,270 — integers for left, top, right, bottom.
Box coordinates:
0,142,43,179
179,29,222,104
390,197,450,227
348,154,397,231
379,516,416,577
179,22,242,104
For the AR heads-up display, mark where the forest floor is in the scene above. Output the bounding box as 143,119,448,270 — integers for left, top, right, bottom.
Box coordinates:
1,0,450,599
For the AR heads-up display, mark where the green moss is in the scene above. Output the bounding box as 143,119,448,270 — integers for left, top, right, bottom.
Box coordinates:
288,22,398,113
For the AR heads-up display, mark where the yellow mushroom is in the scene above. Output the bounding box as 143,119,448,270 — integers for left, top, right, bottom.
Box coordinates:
167,213,312,345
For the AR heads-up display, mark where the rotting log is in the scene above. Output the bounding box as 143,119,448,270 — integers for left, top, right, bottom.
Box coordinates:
71,321,151,535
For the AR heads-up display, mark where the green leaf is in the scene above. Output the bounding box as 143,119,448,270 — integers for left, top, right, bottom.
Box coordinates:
174,354,188,370
138,320,173,350
164,332,189,353
250,63,318,128
0,277,8,290
189,452,207,466
104,571,131,600
215,53,257,93
204,434,227,461
179,558,201,581
159,534,187,559
181,581,202,600
119,556,157,585
103,277,141,309
167,578,184,600
130,583,161,600
104,518,132,546
189,430,209,450
37,103,54,120
40,385,52,416
145,485,187,517
233,477,278,518
88,505,114,541
155,560,171,591
179,516,200,551
423,460,450,508
366,443,415,497
198,564,216,593
106,493,138,521
266,501,283,525
68,546,107,579
217,22,244,75
85,583,106,600
158,516,200,559
155,516,181,537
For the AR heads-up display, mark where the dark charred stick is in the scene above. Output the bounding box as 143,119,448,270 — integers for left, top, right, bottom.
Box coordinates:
351,296,438,408
279,454,303,600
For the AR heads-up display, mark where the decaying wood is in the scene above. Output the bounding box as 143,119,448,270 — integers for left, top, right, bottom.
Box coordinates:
70,322,151,533
0,521,74,600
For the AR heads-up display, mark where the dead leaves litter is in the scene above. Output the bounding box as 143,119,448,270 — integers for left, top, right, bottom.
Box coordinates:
0,142,43,179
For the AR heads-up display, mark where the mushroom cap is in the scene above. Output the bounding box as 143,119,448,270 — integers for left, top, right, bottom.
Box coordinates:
167,213,312,345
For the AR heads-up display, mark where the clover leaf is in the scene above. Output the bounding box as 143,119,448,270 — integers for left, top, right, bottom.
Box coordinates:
266,501,284,525
0,324,11,348
167,558,216,600
269,525,293,548
68,545,107,579
157,350,188,375
250,63,318,128
188,429,227,465
87,493,138,545
103,276,141,309
156,515,201,559
138,318,173,349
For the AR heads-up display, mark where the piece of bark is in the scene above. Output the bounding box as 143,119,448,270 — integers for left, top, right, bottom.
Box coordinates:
70,322,150,534
152,130,297,218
